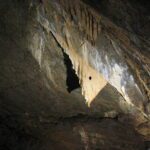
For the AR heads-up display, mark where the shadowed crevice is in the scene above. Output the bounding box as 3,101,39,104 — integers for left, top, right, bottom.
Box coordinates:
62,50,80,93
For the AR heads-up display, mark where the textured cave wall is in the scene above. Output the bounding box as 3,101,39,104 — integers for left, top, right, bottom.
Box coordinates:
0,0,149,150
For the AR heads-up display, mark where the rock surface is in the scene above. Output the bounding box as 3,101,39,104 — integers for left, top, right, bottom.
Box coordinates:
0,0,149,149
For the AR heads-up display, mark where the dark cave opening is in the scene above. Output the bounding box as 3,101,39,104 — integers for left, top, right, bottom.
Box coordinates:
62,50,80,93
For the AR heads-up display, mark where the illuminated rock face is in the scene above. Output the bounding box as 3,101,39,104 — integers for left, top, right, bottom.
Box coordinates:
49,30,107,107
37,0,150,117
35,0,149,117
0,0,149,149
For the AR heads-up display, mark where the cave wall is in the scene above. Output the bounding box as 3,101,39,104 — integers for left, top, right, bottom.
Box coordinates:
0,0,149,149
